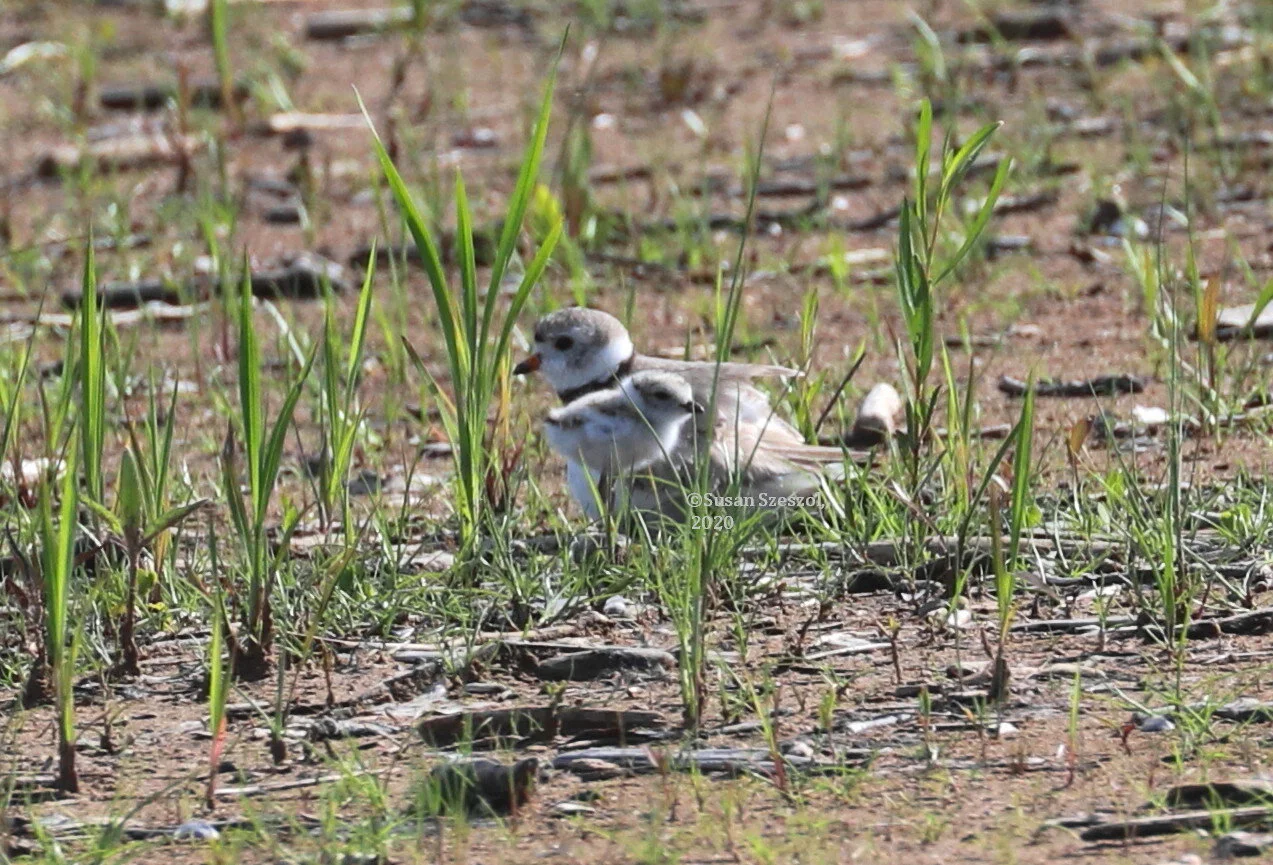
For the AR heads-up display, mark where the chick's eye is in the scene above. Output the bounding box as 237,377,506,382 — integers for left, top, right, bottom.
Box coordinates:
553,336,574,352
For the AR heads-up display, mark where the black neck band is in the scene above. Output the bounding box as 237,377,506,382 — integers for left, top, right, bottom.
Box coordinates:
558,354,636,404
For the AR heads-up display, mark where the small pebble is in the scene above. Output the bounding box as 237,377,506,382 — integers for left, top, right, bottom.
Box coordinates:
173,820,219,841
1138,715,1175,733
780,739,816,759
551,801,597,817
603,596,631,617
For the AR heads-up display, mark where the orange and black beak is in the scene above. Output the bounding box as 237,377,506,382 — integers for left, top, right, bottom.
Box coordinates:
513,353,541,376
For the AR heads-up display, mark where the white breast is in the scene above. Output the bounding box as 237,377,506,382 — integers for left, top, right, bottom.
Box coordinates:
565,460,604,519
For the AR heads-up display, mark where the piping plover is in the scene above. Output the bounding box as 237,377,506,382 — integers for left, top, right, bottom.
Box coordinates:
542,370,698,480
514,307,804,444
520,308,868,518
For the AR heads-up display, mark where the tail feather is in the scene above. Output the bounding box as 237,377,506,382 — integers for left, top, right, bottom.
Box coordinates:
749,441,871,468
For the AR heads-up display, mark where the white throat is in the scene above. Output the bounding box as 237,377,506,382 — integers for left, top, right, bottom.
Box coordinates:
553,333,634,395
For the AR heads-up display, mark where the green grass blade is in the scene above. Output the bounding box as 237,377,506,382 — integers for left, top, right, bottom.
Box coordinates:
494,220,563,368
79,242,106,505
1007,375,1036,568
320,293,340,433
117,446,144,539
1247,276,1273,333
142,499,212,547
210,0,237,125
913,99,932,228
345,247,377,399
206,595,228,808
933,157,1011,287
359,92,467,392
236,261,264,509
939,121,1002,205
454,172,479,367
221,432,250,546
954,427,1022,545
42,436,80,790
481,50,561,333
0,322,36,462
256,345,318,528
151,373,181,513
43,442,79,665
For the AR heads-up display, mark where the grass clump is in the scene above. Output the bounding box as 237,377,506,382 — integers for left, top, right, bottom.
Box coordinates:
364,58,563,556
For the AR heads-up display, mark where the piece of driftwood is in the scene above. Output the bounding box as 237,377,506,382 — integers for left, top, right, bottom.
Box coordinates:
966,25,1249,73
348,230,498,269
1141,698,1273,725
985,235,1035,257
215,771,375,799
261,113,366,135
958,8,1074,43
306,718,397,741
858,534,1123,569
1186,608,1273,639
588,163,654,185
1216,699,1273,723
6,812,316,842
1010,617,1135,634
999,374,1146,398
830,204,902,232
993,190,1061,215
1,302,204,329
631,198,825,234
35,133,202,177
39,232,150,261
262,201,305,225
695,174,871,199
99,80,247,111
416,705,665,746
931,423,1013,440
1079,806,1273,841
60,254,348,310
410,758,538,816
1214,831,1273,857
305,1,532,40
305,6,415,39
1164,780,1273,809
552,746,868,778
533,647,677,681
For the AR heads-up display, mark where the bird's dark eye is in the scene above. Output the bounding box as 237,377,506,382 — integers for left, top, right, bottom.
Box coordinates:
554,336,574,352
